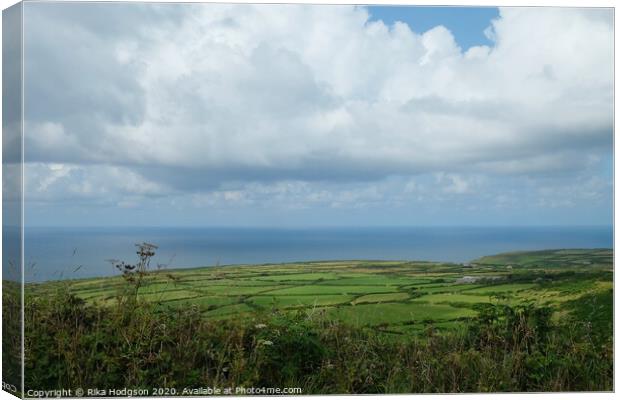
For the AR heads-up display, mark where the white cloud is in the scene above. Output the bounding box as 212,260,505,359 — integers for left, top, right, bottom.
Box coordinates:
24,163,171,204
25,5,613,174
436,173,472,194
20,4,613,221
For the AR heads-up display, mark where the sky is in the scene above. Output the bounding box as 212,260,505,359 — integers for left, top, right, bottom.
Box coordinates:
367,6,500,49
14,3,614,227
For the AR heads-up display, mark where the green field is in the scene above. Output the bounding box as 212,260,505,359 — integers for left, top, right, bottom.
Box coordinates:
17,248,613,393
26,249,613,335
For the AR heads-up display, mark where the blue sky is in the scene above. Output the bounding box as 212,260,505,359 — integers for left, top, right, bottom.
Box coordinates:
367,6,499,49
16,3,614,227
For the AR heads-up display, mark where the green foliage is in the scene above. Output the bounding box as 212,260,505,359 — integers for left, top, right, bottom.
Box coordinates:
2,280,22,390
21,286,612,393
21,249,613,393
474,249,612,269
564,289,613,344
26,250,612,333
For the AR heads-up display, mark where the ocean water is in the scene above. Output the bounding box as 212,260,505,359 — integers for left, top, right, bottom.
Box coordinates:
14,226,614,282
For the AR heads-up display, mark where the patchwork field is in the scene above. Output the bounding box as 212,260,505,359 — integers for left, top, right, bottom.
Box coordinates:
26,248,613,336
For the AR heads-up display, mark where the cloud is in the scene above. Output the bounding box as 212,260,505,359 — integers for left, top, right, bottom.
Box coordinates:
436,173,473,194
20,4,613,223
24,163,171,205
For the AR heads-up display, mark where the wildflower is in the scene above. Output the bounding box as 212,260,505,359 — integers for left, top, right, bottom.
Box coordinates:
255,323,267,329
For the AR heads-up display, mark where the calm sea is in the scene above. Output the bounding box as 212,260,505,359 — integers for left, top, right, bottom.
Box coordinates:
13,226,614,282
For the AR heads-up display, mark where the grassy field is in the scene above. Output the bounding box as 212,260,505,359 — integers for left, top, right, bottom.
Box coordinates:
26,248,613,336
16,248,613,393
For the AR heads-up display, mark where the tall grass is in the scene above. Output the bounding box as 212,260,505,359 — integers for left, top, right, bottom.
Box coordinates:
21,283,612,394
2,279,22,391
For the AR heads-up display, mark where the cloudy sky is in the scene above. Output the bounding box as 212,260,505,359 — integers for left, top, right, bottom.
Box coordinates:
20,3,613,227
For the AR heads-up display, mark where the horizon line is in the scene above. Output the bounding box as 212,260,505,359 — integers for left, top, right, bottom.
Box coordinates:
20,224,615,229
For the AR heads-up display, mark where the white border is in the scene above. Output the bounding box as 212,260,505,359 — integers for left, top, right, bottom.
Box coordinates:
0,1,616,400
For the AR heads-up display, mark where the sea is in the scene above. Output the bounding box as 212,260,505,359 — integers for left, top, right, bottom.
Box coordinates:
8,226,614,282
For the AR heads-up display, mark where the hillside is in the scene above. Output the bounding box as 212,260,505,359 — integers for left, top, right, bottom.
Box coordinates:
26,249,613,336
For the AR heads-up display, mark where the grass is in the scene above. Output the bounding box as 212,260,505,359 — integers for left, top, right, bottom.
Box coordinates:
416,293,495,305
463,283,536,295
24,249,614,333
14,248,613,394
474,248,612,268
251,294,354,308
327,302,476,326
352,292,410,304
